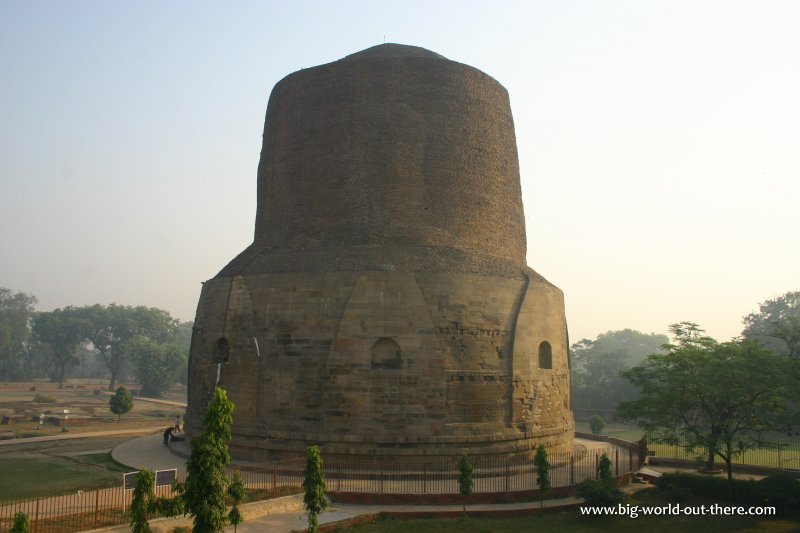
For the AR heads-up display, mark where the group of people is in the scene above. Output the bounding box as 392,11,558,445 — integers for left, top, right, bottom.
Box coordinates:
163,415,182,446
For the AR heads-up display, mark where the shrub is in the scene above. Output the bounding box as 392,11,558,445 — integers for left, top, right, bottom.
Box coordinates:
93,389,102,396
32,394,57,403
754,475,800,510
655,473,758,502
10,512,30,533
576,478,626,507
589,415,606,435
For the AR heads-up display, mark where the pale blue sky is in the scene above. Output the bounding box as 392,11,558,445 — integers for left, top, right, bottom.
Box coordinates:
1,1,798,342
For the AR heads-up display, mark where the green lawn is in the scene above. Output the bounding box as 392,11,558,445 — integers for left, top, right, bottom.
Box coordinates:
340,490,800,532
0,454,123,501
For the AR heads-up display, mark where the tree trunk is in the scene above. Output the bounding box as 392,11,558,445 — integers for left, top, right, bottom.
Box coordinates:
726,458,734,500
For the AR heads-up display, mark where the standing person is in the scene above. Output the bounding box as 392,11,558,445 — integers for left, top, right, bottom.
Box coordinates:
174,415,181,433
163,426,173,447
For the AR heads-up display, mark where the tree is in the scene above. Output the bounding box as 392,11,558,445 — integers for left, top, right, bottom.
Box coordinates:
129,468,154,533
743,291,800,360
182,386,235,533
127,336,186,397
0,288,37,381
571,329,668,411
534,445,551,509
617,323,793,499
227,470,246,533
10,512,30,533
109,385,134,423
457,454,473,514
303,445,328,533
589,415,605,435
80,304,185,391
597,453,613,483
31,307,90,387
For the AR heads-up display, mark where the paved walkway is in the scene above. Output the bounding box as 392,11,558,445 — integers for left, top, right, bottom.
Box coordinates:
0,427,164,447
103,435,634,532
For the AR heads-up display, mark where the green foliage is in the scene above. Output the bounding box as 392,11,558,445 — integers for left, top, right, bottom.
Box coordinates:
303,445,328,533
571,329,668,411
31,307,91,387
182,387,235,533
597,453,613,483
534,445,551,507
457,454,473,513
754,475,800,510
109,385,133,421
618,323,793,498
576,478,626,507
0,287,37,381
655,473,758,503
128,336,186,397
743,290,800,360
130,468,155,533
227,470,247,532
589,415,606,435
10,512,30,533
32,393,57,403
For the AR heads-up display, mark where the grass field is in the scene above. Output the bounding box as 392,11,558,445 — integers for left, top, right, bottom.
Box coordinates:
340,489,800,532
0,453,125,500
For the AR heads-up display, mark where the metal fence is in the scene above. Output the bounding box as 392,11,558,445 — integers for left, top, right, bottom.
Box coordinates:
0,444,635,533
648,434,800,470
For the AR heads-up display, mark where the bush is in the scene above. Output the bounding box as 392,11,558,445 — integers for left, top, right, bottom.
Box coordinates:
655,473,758,502
754,475,800,510
589,415,606,435
576,478,626,507
32,394,57,403
93,389,102,396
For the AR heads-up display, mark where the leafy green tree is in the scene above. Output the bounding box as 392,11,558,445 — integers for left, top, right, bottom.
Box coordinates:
10,512,30,533
534,445,551,508
597,453,613,483
571,329,668,411
303,445,328,533
109,385,134,422
129,468,154,533
589,415,606,435
31,307,90,387
457,454,473,514
227,470,247,533
182,386,235,533
80,304,186,390
743,291,800,360
617,323,793,499
0,288,37,381
128,336,186,397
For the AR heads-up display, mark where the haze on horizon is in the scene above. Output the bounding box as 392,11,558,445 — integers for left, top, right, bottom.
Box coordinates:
1,1,797,344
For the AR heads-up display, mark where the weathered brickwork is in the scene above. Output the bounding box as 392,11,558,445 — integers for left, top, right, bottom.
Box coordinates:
186,44,574,461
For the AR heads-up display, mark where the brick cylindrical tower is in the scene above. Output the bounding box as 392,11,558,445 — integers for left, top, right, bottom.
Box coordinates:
187,44,574,461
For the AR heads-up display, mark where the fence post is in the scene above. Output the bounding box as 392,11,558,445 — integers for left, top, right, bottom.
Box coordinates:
505,456,509,492
570,455,575,485
615,448,619,476
595,452,599,479
94,489,100,529
33,498,40,533
272,465,277,499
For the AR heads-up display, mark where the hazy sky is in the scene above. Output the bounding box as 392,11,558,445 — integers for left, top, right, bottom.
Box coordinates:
1,1,797,343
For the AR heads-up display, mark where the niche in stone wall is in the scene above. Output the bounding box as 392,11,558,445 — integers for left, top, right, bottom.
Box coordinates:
538,341,552,369
213,337,230,363
371,338,402,369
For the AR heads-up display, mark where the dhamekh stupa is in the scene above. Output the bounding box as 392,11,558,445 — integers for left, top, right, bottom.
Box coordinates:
186,43,574,461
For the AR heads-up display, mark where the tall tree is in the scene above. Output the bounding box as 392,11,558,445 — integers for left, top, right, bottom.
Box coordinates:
128,336,186,397
0,288,37,381
81,304,184,390
743,291,800,360
617,323,793,499
31,307,90,387
303,445,328,532
182,387,235,533
534,445,551,508
571,329,668,411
